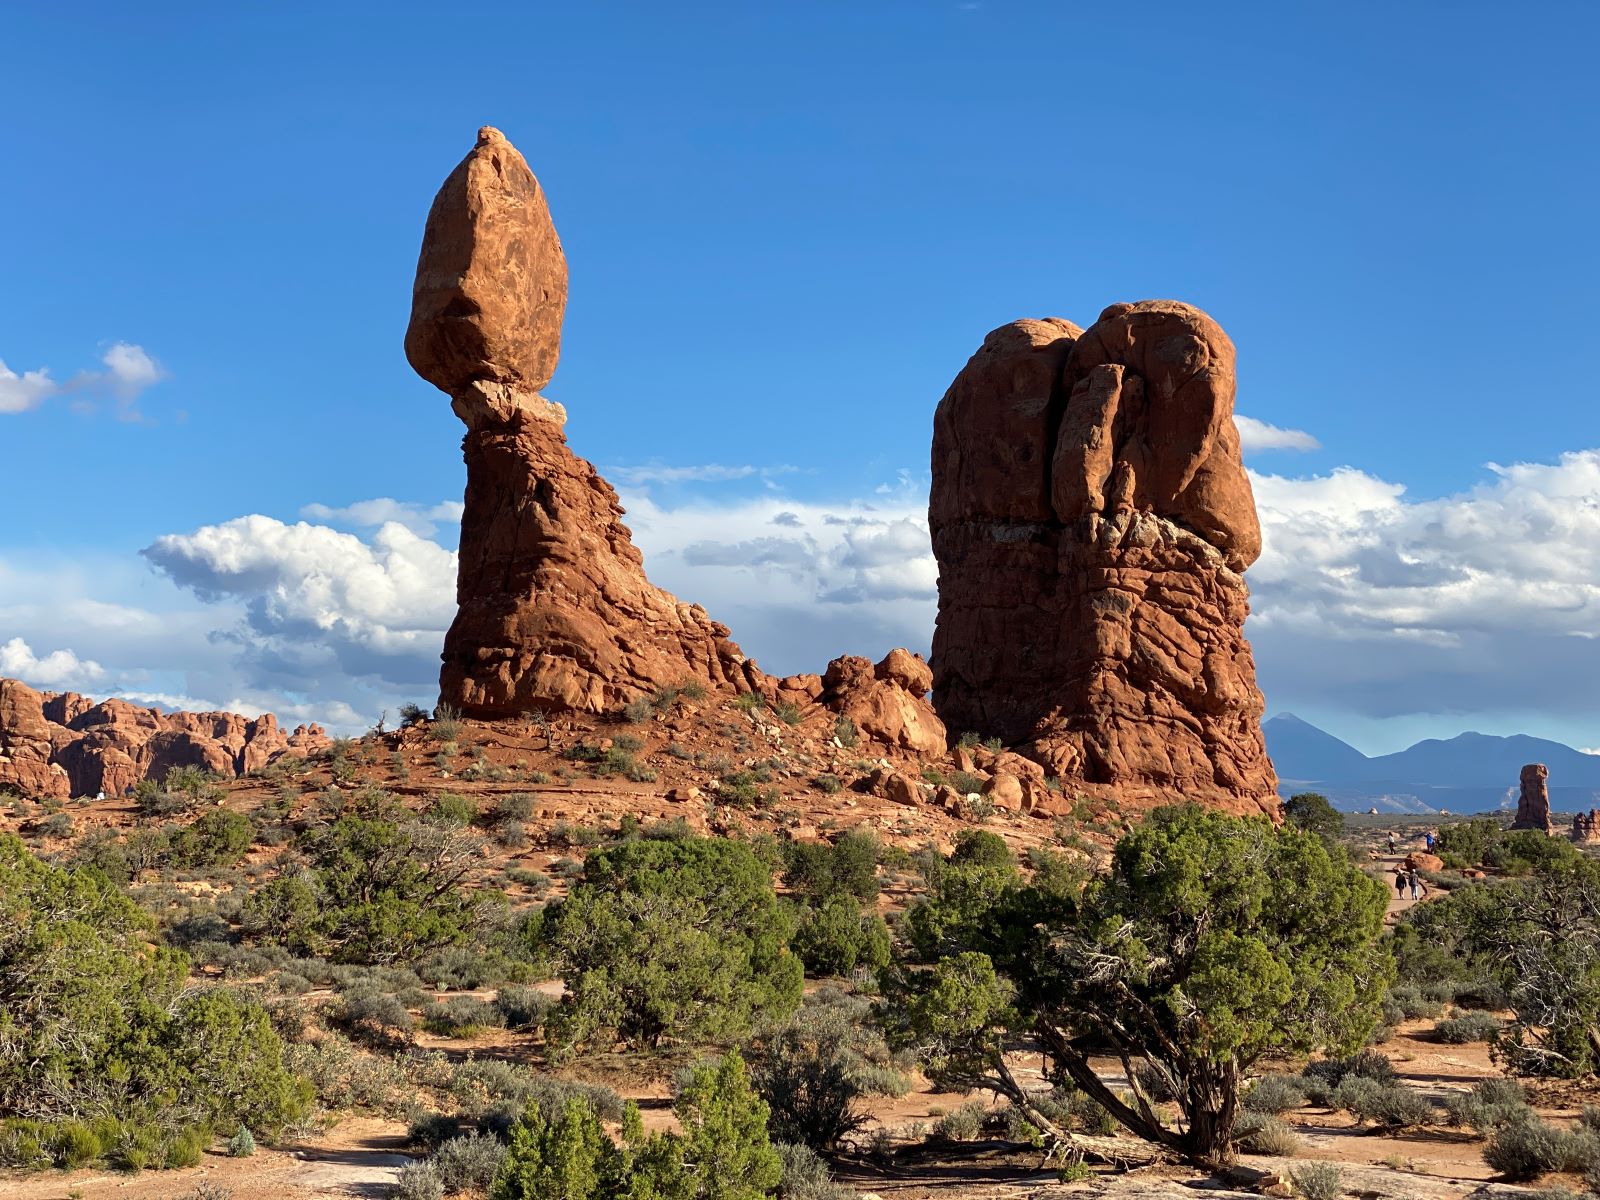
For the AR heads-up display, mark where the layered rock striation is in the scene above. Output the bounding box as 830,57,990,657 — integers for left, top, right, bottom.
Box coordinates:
929,301,1276,815
0,676,328,799
407,127,760,717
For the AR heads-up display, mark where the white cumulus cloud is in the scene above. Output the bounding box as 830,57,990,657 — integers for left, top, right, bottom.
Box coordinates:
300,498,465,538
0,342,166,418
0,637,107,690
1235,414,1321,453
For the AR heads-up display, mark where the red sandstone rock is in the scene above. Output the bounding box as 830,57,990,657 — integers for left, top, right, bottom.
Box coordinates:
820,651,946,755
407,127,763,718
0,677,326,798
0,679,70,799
929,301,1276,817
1573,809,1600,843
1513,762,1552,833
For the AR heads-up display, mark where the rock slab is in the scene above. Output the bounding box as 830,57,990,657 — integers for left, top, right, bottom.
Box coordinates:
929,301,1276,816
407,127,762,717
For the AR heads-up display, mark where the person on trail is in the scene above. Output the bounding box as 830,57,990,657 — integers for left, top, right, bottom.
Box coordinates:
1408,866,1424,900
1388,833,1397,854
1395,869,1408,898
1424,831,1436,852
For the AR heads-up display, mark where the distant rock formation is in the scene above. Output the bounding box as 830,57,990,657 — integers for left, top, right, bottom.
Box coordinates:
929,301,1276,816
406,127,761,717
1572,808,1600,843
818,649,946,756
1513,762,1552,833
0,677,328,799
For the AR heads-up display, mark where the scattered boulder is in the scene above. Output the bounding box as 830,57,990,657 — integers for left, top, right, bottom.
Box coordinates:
929,301,1276,817
407,127,763,718
981,772,1024,812
0,677,328,799
819,651,946,755
1512,762,1552,833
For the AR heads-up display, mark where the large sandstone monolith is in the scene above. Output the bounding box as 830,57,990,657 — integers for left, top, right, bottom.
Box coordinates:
406,128,761,717
929,301,1276,816
1513,762,1552,833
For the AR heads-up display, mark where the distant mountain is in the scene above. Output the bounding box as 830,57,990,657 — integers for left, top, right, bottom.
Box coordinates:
1264,714,1600,814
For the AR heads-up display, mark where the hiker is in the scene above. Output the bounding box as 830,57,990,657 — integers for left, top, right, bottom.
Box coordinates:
1387,833,1397,854
1395,869,1408,898
1424,831,1436,852
1408,866,1424,900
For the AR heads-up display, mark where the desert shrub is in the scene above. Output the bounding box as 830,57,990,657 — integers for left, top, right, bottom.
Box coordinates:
774,700,805,725
1484,1116,1571,1181
395,1160,445,1200
935,1100,987,1141
170,808,254,867
1331,1078,1434,1128
242,790,494,964
884,807,1392,1168
748,993,905,1152
790,896,892,978
813,773,842,794
284,1033,407,1113
832,715,858,748
1442,1078,1530,1132
36,811,74,839
430,704,464,741
1233,1112,1302,1156
1291,1161,1344,1200
1435,1012,1502,1044
226,1125,256,1157
421,994,505,1037
901,830,1022,961
0,835,309,1149
443,1059,625,1125
1300,1050,1395,1104
329,982,418,1047
774,1141,849,1200
494,986,555,1032
622,696,655,723
409,1111,462,1148
1244,1074,1307,1114
431,1131,506,1193
534,836,802,1051
1385,982,1443,1022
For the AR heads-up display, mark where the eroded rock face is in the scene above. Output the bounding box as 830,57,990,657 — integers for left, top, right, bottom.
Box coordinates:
929,301,1276,816
1514,762,1552,833
408,127,762,717
0,678,329,798
1572,808,1600,843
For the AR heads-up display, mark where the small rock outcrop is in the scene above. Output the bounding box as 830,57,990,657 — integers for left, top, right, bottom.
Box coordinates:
818,649,945,756
1572,808,1600,843
929,302,1276,816
1513,762,1552,833
407,127,761,717
0,677,328,799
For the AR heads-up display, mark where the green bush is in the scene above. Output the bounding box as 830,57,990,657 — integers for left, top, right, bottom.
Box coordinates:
226,1125,256,1157
789,897,891,978
1281,792,1344,841
494,986,555,1032
422,995,506,1037
535,837,802,1051
431,1131,506,1194
0,835,310,1151
242,790,493,964
783,829,880,903
170,808,254,868
395,1161,445,1200
774,1141,849,1200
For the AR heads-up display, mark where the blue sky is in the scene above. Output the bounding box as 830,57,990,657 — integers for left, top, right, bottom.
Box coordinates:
3,3,1599,755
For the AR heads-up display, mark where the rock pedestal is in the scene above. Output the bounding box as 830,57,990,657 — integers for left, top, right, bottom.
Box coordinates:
929,302,1276,816
1513,762,1552,833
406,128,761,717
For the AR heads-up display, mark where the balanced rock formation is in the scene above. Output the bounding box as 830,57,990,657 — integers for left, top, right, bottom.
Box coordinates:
929,301,1276,815
407,127,760,717
1513,762,1552,833
0,677,328,799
